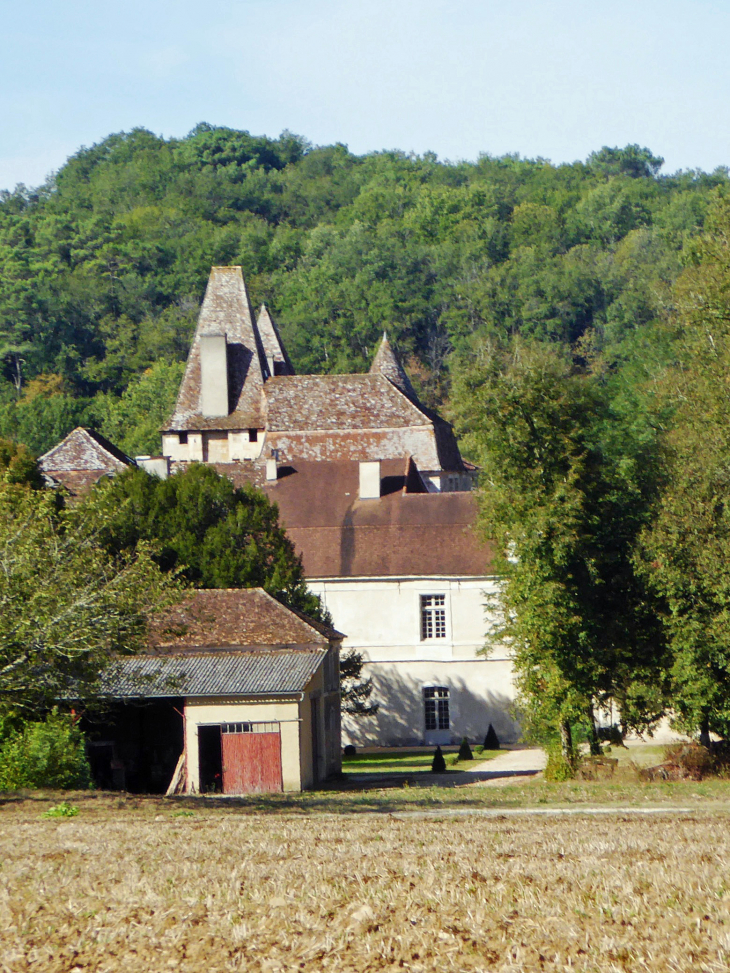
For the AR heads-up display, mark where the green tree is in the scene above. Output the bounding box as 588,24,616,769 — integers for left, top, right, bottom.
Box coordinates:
95,463,328,622
452,339,668,761
0,484,178,716
641,193,730,743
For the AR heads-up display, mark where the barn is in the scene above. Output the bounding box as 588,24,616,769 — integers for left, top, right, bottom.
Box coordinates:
89,588,343,795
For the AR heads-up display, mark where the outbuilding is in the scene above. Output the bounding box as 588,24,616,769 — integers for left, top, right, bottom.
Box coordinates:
92,588,343,794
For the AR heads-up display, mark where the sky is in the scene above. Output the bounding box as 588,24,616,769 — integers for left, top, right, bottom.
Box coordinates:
2,0,729,191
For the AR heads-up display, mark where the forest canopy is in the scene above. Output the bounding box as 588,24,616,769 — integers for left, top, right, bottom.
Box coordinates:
0,126,726,456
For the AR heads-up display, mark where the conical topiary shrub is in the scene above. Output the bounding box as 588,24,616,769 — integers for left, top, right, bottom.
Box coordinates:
484,724,500,750
458,736,473,761
431,745,446,772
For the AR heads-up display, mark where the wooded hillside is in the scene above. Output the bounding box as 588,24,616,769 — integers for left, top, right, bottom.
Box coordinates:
1,126,725,456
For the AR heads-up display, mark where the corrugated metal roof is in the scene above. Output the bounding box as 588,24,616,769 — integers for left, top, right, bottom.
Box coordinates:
102,649,326,698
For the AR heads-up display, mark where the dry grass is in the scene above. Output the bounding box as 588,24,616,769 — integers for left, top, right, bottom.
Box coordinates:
3,794,730,971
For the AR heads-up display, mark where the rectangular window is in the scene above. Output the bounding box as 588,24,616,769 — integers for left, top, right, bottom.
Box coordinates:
424,686,450,731
178,432,188,445
221,721,279,735
420,594,446,640
248,428,258,443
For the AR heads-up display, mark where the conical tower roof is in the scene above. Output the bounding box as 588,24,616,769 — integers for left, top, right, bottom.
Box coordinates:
256,305,294,376
369,332,417,401
167,267,267,430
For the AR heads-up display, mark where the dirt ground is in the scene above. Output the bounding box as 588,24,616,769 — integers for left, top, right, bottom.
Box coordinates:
3,793,730,972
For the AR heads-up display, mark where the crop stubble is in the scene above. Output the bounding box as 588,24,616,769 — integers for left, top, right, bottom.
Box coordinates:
1,804,729,972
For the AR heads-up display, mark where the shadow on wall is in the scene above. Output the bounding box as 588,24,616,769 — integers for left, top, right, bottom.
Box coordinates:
343,667,520,747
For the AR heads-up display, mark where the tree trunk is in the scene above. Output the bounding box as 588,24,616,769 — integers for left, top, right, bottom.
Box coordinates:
559,719,573,762
699,717,711,749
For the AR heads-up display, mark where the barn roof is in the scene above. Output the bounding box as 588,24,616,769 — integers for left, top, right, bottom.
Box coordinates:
148,587,343,651
102,648,326,698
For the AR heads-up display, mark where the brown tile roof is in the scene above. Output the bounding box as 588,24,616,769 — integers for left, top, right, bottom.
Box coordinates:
166,458,489,578
266,461,493,578
147,587,342,652
256,305,294,375
167,267,267,431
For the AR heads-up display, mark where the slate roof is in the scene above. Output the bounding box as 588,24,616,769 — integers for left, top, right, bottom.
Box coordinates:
369,332,418,401
39,427,134,495
265,374,430,431
102,649,326,698
167,267,267,431
256,305,294,375
39,427,133,473
148,588,342,652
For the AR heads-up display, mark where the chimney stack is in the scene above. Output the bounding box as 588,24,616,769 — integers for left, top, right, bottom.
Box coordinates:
265,458,278,481
199,334,229,417
359,460,381,499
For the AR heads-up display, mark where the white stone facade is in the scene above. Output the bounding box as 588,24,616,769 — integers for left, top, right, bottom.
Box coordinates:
309,575,519,747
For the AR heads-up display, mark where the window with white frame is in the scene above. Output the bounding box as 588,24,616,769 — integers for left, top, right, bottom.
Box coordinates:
424,686,450,731
420,594,446,640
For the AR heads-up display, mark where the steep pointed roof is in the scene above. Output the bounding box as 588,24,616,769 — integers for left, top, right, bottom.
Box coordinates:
369,333,418,400
166,267,267,431
256,305,294,376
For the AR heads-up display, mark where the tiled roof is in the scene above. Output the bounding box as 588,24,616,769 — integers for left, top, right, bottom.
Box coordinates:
148,587,342,651
167,267,267,431
261,460,492,578
102,649,326,698
369,333,418,401
39,427,134,473
256,305,294,375
265,374,429,431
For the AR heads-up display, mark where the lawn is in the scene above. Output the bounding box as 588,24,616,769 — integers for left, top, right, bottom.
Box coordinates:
341,747,501,774
3,790,730,971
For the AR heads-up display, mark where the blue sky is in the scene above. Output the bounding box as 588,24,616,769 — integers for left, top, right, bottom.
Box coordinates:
3,0,729,191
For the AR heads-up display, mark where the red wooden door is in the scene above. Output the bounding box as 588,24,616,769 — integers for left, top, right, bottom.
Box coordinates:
221,724,283,794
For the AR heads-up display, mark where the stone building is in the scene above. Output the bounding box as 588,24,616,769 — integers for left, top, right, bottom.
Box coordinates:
158,265,516,746
161,265,473,492
43,265,518,747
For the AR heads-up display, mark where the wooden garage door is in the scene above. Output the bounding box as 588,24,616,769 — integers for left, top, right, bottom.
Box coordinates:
221,722,283,794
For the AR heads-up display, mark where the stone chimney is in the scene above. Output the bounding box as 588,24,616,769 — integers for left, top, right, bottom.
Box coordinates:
199,333,229,418
359,460,381,500
265,457,278,481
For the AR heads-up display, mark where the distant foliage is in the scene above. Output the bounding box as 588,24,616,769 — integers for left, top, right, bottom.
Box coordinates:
0,126,725,449
0,711,92,791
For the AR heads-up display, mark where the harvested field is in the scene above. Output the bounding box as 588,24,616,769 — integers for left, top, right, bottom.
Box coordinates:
3,796,730,971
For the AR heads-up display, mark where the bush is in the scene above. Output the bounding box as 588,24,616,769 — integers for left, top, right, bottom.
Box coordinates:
483,724,500,750
544,744,577,782
458,737,473,761
343,744,356,757
431,746,446,773
0,710,93,791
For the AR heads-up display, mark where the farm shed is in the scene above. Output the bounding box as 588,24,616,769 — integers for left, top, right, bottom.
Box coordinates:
93,588,343,794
